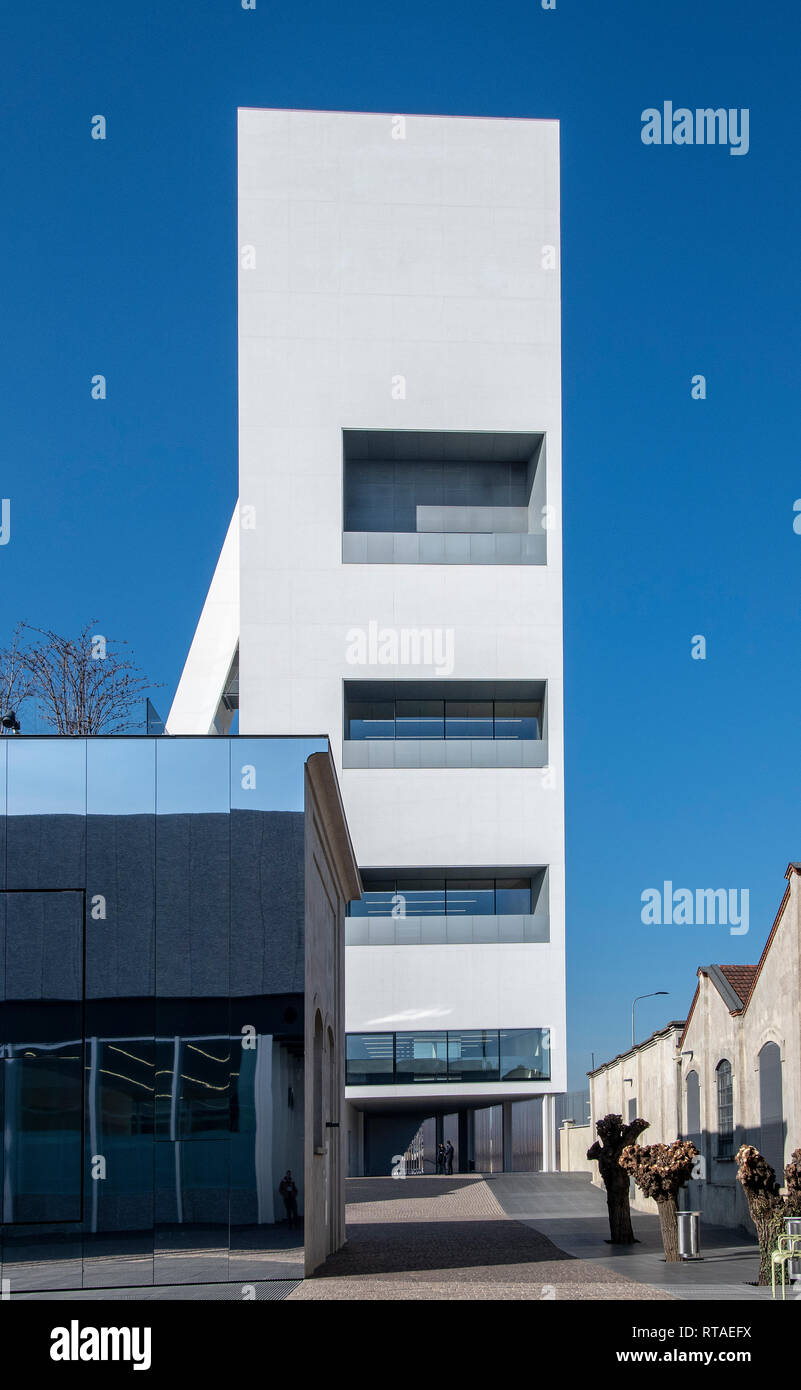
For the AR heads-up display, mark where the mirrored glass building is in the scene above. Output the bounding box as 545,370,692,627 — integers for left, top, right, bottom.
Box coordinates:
0,736,359,1292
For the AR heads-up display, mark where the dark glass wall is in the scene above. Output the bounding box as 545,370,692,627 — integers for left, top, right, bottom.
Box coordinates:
0,736,326,1292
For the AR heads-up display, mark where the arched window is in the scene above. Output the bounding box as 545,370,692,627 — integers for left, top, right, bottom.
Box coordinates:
759,1042,784,1177
313,1011,324,1152
716,1060,733,1158
686,1070,701,1142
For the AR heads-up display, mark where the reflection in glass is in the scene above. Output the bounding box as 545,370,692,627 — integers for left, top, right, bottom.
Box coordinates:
346,1034,394,1086
446,880,494,915
347,881,395,917
499,1028,550,1081
346,1028,551,1085
345,696,543,741
87,738,155,816
7,742,86,890
156,739,229,815
394,1032,448,1084
1,736,327,1290
445,701,493,739
494,701,541,740
348,876,535,919
1,892,83,1224
347,701,395,740
495,878,532,914
447,1031,500,1083
233,738,328,812
395,701,444,740
7,739,86,816
396,880,446,916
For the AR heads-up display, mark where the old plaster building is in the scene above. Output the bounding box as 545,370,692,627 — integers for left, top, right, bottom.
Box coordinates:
586,863,801,1230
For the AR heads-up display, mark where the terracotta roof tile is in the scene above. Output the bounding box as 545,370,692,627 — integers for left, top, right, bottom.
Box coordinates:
718,964,759,1007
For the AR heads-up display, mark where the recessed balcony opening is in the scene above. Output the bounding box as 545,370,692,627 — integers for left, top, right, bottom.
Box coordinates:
342,680,548,769
342,428,546,565
346,865,549,945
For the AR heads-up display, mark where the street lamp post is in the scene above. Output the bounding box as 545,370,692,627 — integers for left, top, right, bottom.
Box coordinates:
631,991,669,1048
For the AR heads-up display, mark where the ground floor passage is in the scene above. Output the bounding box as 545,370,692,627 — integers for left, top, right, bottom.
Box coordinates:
347,1093,587,1177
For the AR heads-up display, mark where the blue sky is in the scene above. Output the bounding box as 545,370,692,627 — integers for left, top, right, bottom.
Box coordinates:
2,1,800,1089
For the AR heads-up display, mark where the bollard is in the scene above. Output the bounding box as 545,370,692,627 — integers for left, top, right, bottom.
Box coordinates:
677,1210,702,1260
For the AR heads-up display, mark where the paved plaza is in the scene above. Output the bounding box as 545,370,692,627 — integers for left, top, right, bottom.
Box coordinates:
289,1174,675,1302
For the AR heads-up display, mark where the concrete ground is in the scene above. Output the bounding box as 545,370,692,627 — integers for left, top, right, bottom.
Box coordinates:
489,1173,774,1301
288,1174,676,1301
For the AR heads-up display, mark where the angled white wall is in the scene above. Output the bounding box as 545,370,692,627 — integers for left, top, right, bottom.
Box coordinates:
167,507,239,735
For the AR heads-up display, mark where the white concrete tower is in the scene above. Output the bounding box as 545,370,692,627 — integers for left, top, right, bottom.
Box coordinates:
170,107,566,1176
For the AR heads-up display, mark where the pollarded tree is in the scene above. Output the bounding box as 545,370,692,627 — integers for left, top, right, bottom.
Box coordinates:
735,1145,785,1285
784,1148,801,1214
587,1113,649,1245
620,1139,698,1263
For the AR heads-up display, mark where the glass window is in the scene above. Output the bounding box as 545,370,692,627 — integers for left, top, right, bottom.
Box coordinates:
233,737,327,811
494,700,541,740
394,1032,448,1084
445,701,493,739
347,701,395,740
447,1030,500,1083
395,700,444,740
348,880,396,917
716,1060,734,1158
495,878,532,915
1,891,84,1223
346,1034,394,1086
500,1028,550,1081
446,879,494,915
156,738,229,815
7,740,87,889
395,879,446,916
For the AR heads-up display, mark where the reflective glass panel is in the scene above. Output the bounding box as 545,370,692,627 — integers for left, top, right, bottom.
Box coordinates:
494,701,541,740
346,1034,394,1086
155,738,230,814
395,701,444,740
445,880,494,915
1,892,83,1224
348,881,396,917
347,701,395,740
447,1030,500,1083
495,878,532,915
499,1028,550,1081
232,738,327,812
445,701,493,739
394,1032,448,1084
395,880,446,916
7,741,86,889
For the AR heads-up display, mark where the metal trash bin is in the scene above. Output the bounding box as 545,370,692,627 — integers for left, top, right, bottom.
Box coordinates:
785,1217,801,1281
677,1210,702,1260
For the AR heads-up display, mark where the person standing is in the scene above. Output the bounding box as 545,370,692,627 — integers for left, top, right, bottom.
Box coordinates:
445,1140,454,1175
279,1170,299,1229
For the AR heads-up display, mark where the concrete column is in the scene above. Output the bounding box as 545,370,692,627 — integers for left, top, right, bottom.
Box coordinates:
502,1101,514,1172
543,1095,557,1172
458,1111,470,1172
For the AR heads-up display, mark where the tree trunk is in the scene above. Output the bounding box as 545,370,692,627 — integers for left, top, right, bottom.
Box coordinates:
754,1213,782,1286
658,1196,680,1262
606,1166,635,1244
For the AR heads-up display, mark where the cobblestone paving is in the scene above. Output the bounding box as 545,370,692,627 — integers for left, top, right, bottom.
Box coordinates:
289,1176,675,1301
